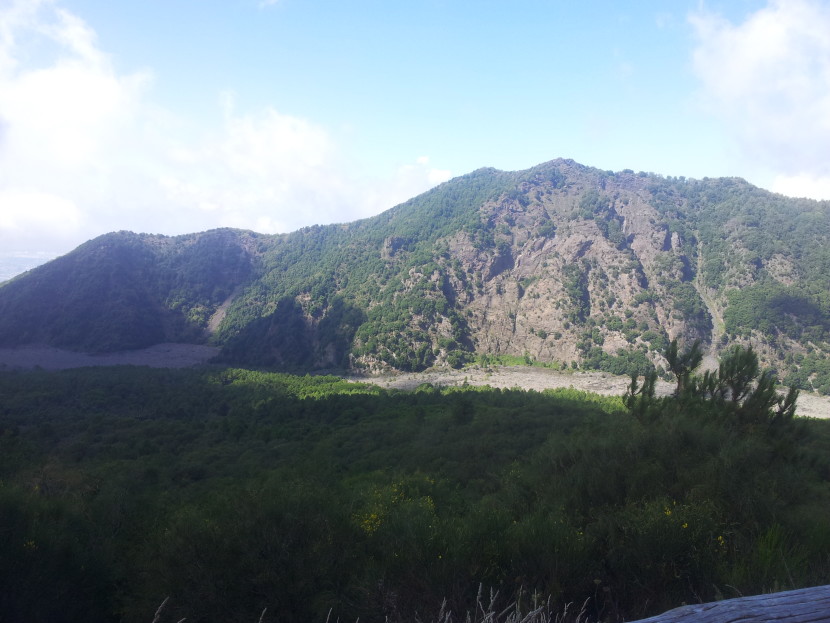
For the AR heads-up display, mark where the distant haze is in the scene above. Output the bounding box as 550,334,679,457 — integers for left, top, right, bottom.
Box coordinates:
0,253,59,283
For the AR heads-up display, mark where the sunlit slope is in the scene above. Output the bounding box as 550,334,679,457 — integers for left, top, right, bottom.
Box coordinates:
1,159,828,390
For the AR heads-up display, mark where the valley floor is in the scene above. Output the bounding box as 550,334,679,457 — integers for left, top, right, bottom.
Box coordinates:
351,365,830,419
0,343,220,369
1,343,826,418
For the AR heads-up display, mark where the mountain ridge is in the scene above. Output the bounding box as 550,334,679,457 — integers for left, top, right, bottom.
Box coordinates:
2,158,829,392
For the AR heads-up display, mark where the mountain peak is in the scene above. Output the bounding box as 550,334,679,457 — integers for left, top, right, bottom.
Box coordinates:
1,159,828,392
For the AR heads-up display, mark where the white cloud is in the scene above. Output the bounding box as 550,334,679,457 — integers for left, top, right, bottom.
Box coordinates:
771,173,830,200
0,0,450,261
414,156,453,186
690,0,830,199
0,1,150,164
154,106,452,235
0,188,82,252
357,157,453,220
0,0,152,251
0,189,81,230
155,90,361,232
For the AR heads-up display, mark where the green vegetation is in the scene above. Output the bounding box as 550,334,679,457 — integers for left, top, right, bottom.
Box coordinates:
783,351,830,395
0,229,258,351
1,351,828,622
724,281,829,343
0,160,828,388
563,262,591,323
645,176,830,391
580,345,654,376
1,163,827,620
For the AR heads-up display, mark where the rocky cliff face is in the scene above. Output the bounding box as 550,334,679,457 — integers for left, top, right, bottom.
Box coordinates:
350,162,711,375
2,159,828,387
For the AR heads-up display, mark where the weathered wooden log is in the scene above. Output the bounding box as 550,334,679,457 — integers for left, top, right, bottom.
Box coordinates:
632,585,830,622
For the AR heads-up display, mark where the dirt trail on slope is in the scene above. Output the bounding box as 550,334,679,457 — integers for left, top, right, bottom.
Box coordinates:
207,286,244,334
695,242,725,372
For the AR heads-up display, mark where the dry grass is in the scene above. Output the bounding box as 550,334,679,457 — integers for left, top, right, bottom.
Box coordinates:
151,589,592,623
425,587,591,623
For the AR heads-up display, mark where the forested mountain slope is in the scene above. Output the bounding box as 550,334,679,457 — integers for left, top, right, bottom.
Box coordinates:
1,159,829,391
0,228,262,351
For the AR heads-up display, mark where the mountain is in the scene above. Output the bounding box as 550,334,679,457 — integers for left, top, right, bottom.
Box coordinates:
2,159,829,392
0,228,259,352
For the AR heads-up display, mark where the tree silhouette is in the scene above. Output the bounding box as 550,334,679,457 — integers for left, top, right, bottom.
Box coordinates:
664,338,703,396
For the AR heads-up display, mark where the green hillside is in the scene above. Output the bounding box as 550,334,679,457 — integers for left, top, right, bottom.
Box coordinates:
1,159,828,391
0,229,261,351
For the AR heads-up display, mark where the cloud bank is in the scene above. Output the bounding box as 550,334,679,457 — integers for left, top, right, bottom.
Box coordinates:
690,0,830,199
0,0,450,256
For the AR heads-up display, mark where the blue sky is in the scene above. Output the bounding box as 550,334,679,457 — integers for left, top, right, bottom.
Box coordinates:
2,0,830,275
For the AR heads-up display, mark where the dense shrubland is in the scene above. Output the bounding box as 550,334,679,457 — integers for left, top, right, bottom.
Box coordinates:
1,346,828,622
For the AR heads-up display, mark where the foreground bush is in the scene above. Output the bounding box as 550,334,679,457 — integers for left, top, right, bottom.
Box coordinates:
0,358,828,622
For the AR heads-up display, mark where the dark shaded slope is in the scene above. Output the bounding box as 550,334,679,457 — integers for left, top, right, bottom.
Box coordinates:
0,229,259,351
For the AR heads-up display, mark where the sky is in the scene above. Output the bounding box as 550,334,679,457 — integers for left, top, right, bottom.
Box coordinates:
1,0,830,275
